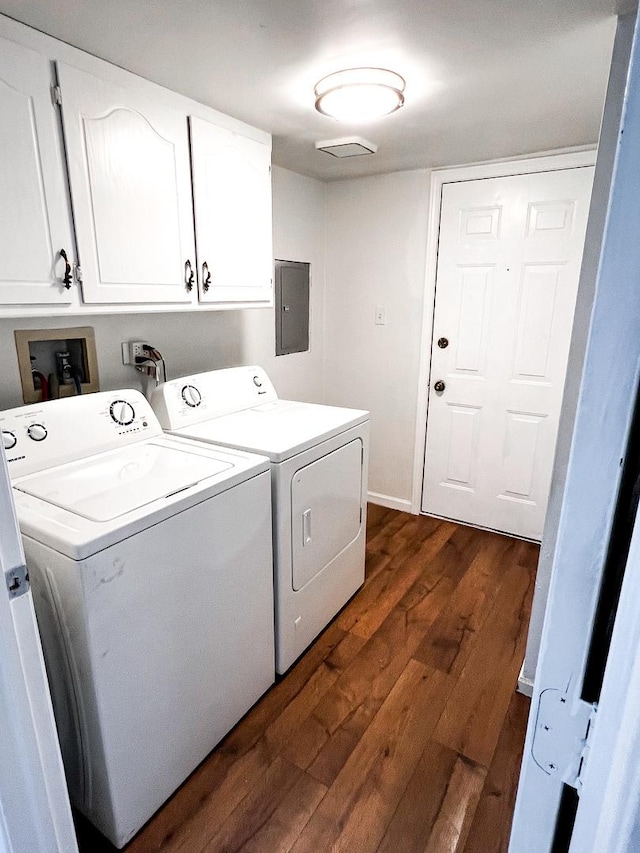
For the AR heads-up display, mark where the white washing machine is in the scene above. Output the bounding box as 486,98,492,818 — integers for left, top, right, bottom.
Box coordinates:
151,366,369,674
0,390,274,848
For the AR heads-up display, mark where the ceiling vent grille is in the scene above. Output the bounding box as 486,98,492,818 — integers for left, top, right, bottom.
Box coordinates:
315,136,378,158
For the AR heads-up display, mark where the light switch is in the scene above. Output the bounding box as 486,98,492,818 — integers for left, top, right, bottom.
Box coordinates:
375,306,386,326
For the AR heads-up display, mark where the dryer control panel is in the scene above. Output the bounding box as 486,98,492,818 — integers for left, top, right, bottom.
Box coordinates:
151,366,279,430
0,389,162,479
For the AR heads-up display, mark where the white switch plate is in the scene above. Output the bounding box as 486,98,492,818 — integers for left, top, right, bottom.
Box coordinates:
375,306,386,326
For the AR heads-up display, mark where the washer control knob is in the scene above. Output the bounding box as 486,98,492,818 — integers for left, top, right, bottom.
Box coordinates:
181,385,202,408
253,375,262,388
2,430,17,450
110,400,135,426
27,423,47,442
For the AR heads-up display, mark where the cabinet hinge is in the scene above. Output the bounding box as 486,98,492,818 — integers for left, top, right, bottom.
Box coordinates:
531,688,597,790
5,564,30,600
75,264,83,283
52,85,62,106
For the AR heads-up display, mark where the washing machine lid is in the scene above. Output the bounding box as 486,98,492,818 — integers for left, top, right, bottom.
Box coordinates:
15,441,232,522
173,400,369,463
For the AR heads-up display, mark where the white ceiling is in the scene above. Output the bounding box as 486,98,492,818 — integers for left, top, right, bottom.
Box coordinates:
0,0,619,181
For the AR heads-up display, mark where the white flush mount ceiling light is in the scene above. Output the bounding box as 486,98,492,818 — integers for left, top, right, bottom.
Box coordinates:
314,68,405,122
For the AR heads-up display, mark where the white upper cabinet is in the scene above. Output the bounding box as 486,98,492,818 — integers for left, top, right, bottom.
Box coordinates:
0,37,75,305
190,116,273,305
57,63,196,305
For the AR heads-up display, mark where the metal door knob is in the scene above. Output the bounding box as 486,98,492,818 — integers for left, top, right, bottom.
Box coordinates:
434,380,446,393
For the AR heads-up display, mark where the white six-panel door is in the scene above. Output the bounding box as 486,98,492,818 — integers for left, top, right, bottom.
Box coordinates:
0,37,75,305
57,62,196,305
422,167,593,540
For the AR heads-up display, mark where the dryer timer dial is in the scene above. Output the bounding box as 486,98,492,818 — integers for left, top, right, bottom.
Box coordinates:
181,385,202,408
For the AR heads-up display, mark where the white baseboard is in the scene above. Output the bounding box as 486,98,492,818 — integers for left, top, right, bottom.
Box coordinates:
367,492,414,513
517,663,534,698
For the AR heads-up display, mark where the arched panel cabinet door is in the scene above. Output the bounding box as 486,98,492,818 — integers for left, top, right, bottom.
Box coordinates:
190,116,273,306
0,37,75,306
57,62,196,306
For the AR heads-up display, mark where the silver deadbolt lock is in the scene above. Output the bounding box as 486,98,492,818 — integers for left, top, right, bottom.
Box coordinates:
437,337,449,349
434,380,446,393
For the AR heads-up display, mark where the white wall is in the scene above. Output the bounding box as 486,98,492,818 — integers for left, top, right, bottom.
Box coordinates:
0,166,326,410
324,171,431,509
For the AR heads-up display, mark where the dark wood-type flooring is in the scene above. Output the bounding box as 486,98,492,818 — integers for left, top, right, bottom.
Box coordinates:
76,505,538,853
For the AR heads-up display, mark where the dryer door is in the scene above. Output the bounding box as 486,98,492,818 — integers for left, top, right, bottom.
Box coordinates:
291,438,363,591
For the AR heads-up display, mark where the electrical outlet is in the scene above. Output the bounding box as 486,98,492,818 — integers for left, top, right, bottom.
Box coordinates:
375,306,386,326
121,341,147,365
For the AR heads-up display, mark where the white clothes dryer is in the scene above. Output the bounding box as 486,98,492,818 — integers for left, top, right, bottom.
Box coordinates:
0,390,274,848
151,366,369,674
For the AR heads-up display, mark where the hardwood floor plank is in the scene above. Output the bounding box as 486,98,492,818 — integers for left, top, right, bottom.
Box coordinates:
290,660,453,853
413,535,517,678
514,540,540,571
199,755,302,852
363,502,394,537
362,548,394,585
262,629,367,758
424,756,487,853
462,691,530,853
198,756,326,853
365,508,413,554
236,770,327,853
433,563,534,767
337,522,472,640
376,740,460,853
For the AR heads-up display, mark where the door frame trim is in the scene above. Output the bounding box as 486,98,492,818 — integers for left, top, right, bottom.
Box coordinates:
411,148,598,515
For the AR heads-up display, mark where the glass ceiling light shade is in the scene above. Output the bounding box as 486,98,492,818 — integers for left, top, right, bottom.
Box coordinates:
314,68,405,121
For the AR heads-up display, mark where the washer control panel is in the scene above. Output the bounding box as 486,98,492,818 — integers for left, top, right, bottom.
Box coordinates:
0,389,162,479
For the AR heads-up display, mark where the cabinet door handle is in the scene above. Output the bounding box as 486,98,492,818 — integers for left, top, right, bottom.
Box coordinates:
202,261,211,293
185,259,195,292
59,249,73,289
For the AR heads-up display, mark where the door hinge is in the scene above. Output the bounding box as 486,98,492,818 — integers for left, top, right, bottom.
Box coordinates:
531,688,597,790
5,565,30,600
52,85,62,106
